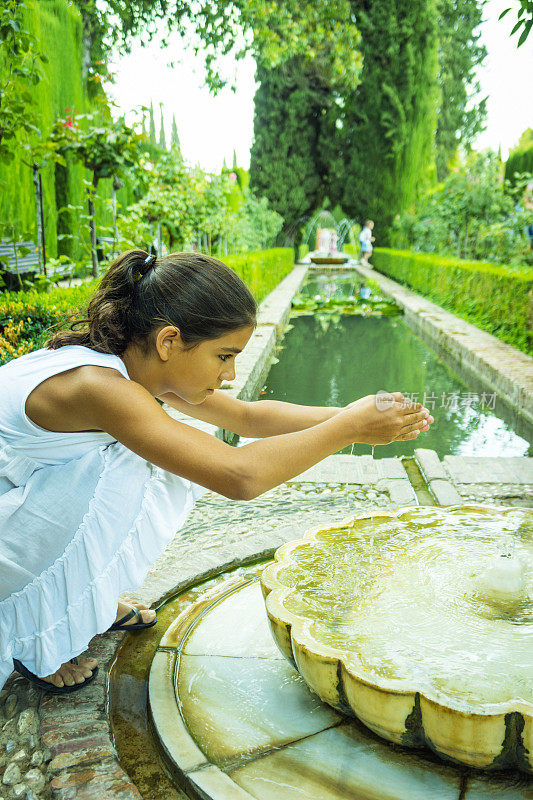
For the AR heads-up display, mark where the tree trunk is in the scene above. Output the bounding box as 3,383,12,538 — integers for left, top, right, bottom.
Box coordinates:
38,172,47,274
112,183,118,254
157,223,162,256
88,174,99,277
32,164,44,273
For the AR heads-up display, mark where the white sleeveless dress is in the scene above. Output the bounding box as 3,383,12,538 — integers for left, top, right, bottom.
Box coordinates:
0,345,204,689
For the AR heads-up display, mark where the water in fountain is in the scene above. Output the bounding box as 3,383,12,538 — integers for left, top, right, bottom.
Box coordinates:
274,507,533,708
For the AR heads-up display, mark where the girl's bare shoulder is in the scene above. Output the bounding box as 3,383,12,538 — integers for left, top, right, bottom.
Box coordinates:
26,364,144,433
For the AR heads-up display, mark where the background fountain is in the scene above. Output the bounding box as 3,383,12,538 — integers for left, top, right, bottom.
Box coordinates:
301,209,359,265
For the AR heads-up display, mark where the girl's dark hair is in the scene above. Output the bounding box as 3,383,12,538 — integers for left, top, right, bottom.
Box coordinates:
47,250,257,354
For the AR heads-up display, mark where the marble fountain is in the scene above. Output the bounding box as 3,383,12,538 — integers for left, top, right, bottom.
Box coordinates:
112,505,533,799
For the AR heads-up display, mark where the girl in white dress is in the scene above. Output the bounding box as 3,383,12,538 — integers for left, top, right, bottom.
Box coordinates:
0,250,432,693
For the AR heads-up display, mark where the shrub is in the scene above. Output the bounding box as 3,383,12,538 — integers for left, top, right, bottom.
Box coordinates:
0,282,97,365
373,248,533,355
0,248,294,363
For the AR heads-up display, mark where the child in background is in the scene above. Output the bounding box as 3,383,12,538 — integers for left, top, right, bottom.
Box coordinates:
359,220,375,267
358,282,371,300
0,250,433,693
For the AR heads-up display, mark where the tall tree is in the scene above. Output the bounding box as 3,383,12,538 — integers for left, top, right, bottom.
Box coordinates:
72,0,361,93
149,101,156,146
159,104,166,150
170,113,180,150
435,0,487,180
339,0,439,240
250,60,351,247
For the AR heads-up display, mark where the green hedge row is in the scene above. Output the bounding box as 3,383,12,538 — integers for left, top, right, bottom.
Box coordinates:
224,247,294,304
373,248,533,355
0,248,295,364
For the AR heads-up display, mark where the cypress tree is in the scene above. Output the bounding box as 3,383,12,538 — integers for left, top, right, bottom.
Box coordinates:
149,101,156,146
171,113,181,151
435,0,487,180
159,104,167,150
250,60,333,245
339,0,439,239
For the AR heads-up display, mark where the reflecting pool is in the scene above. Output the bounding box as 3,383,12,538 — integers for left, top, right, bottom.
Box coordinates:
261,274,531,458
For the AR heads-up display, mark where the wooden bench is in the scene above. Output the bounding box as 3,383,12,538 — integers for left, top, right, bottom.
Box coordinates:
0,239,73,290
96,236,120,262
0,240,42,289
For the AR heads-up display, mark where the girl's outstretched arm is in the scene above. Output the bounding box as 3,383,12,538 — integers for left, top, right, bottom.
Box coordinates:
78,371,430,500
159,390,340,437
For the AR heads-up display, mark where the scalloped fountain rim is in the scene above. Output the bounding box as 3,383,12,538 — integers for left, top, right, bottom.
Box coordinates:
260,504,533,720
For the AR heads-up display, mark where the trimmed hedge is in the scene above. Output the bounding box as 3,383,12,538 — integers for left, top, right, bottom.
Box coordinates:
0,248,295,364
224,248,294,304
373,248,533,355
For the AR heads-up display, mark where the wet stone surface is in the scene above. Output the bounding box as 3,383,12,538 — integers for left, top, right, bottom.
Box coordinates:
0,681,51,800
2,453,531,799
455,483,533,507
169,482,393,562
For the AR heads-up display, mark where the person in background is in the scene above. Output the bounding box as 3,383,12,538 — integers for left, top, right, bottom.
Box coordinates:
359,220,375,267
358,282,371,300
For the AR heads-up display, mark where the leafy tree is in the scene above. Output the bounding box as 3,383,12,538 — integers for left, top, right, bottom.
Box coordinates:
435,0,487,180
0,1,46,162
250,59,359,248
338,0,440,240
499,0,533,46
505,129,533,185
71,0,361,92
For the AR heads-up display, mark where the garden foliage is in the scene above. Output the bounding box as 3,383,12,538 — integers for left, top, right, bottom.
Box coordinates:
0,249,294,364
373,248,533,355
117,148,282,256
391,152,532,266
337,0,440,238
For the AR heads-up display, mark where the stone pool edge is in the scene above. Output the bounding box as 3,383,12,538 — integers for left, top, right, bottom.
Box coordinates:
352,263,533,427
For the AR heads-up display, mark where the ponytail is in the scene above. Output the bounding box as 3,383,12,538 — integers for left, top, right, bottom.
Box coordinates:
46,249,257,354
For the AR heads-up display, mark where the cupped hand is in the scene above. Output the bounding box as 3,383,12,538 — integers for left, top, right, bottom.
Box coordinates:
342,392,434,445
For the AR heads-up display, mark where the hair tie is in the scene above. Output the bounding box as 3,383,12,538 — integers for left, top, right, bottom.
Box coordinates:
138,254,157,277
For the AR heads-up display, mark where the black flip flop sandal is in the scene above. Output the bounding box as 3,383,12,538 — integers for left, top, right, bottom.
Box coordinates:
12,657,99,694
108,606,157,632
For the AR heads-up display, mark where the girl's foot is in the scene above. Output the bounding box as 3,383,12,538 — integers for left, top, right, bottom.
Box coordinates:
41,656,98,689
114,600,155,628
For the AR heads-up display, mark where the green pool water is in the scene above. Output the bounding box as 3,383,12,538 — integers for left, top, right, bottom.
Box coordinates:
261,274,531,459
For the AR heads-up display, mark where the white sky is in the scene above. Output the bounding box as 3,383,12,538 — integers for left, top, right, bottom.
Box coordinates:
109,0,532,171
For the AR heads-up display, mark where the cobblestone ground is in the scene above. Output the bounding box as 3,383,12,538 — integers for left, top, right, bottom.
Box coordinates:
0,482,390,800
455,483,533,507
174,482,392,558
0,680,51,800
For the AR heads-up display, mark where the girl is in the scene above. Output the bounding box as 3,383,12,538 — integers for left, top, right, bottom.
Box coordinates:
0,250,432,693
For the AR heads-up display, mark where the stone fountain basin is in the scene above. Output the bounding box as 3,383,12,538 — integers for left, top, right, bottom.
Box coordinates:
309,254,351,265
260,505,533,773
